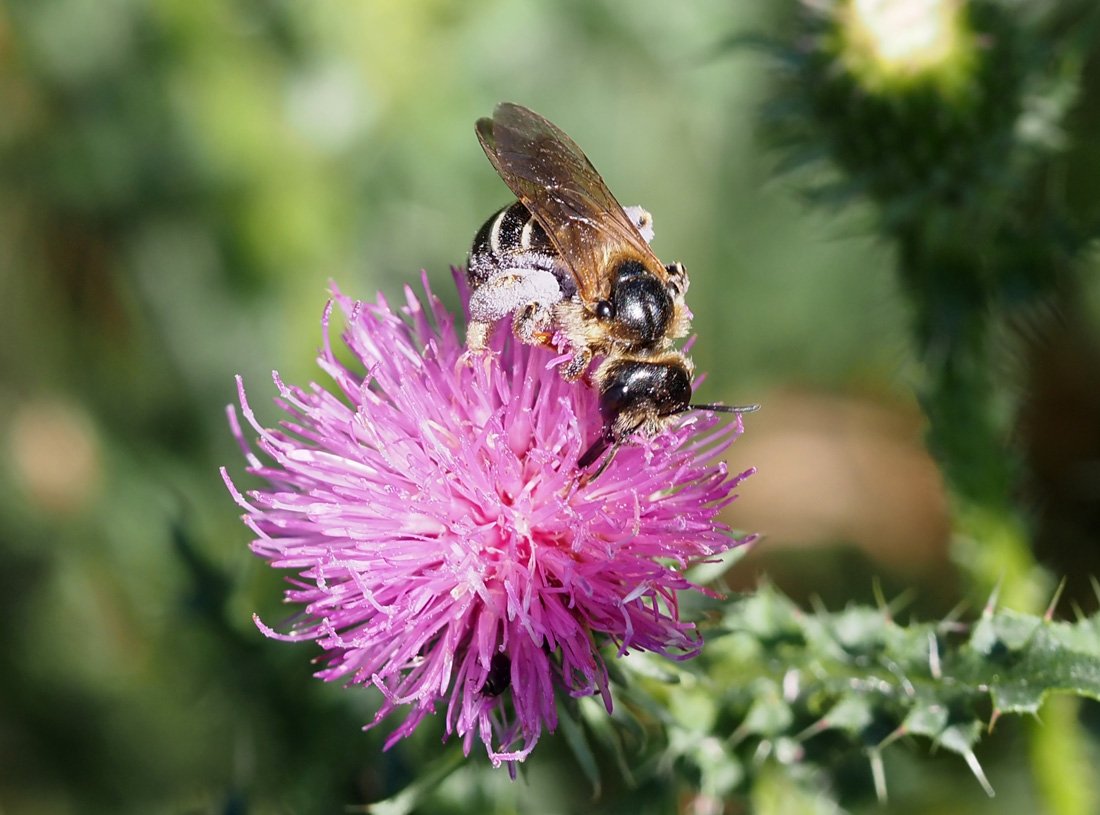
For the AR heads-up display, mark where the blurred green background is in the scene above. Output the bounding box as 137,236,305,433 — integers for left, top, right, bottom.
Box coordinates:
2,0,1098,812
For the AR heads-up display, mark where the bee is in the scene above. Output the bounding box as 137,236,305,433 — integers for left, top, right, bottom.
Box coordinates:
481,653,511,697
468,103,755,471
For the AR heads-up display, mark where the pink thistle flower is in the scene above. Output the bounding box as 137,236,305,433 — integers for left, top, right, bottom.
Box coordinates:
222,270,753,767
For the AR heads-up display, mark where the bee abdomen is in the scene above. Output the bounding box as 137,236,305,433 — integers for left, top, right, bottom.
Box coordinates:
468,202,556,286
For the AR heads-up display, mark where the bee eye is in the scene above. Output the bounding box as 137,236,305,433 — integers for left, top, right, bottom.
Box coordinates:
595,300,615,320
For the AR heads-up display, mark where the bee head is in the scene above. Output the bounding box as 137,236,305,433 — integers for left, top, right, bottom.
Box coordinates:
599,357,692,434
577,356,691,469
577,355,759,473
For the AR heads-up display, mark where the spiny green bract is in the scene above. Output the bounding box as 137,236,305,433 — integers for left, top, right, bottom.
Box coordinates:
576,584,1100,806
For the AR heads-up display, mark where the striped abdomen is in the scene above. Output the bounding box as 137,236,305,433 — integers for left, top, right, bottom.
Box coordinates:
467,201,560,289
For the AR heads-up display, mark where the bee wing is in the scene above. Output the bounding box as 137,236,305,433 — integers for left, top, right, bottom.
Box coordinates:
476,103,668,304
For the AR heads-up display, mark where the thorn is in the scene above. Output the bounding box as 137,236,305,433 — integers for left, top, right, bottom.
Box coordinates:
808,594,828,618
928,631,942,680
1090,575,1100,605
872,577,888,616
868,748,888,804
870,579,915,622
793,717,830,742
987,708,1001,733
886,587,917,619
938,599,970,633
963,749,996,798
781,668,801,703
1044,577,1067,622
877,724,907,751
982,580,1003,619
1071,600,1086,622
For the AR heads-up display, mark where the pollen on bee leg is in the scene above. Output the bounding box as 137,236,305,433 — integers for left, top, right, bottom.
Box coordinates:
466,320,492,352
469,268,563,327
623,205,655,244
512,304,553,346
457,321,496,378
557,346,593,381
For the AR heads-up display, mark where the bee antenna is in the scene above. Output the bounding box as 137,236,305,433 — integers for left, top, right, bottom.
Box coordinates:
688,403,760,414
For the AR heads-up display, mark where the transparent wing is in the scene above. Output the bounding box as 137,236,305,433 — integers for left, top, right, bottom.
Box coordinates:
476,103,668,303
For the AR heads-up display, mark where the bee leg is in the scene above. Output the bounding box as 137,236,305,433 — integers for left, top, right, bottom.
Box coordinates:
577,437,623,484
512,302,553,346
467,267,563,348
623,205,654,244
460,299,500,371
464,320,494,353
558,346,592,381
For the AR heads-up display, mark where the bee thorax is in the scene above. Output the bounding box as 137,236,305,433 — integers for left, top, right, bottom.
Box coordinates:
610,261,674,346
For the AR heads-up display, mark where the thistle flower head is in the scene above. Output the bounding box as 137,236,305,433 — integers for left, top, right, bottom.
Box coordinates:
223,271,752,766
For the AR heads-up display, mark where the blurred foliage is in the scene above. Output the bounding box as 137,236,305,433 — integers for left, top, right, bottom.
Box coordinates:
754,2,1100,814
759,0,1097,632
1,0,1100,813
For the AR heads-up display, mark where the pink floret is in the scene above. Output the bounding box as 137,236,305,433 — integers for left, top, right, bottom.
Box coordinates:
223,270,753,766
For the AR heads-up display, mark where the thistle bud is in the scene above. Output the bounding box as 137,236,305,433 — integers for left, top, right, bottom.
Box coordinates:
769,0,1062,225
837,0,977,96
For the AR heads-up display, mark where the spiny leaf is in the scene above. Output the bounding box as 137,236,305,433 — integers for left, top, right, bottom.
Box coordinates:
733,682,792,741
819,694,874,737
959,612,1100,713
606,584,1100,802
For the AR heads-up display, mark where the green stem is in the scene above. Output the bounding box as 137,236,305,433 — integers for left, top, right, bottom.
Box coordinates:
896,225,1087,814
897,226,1048,608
